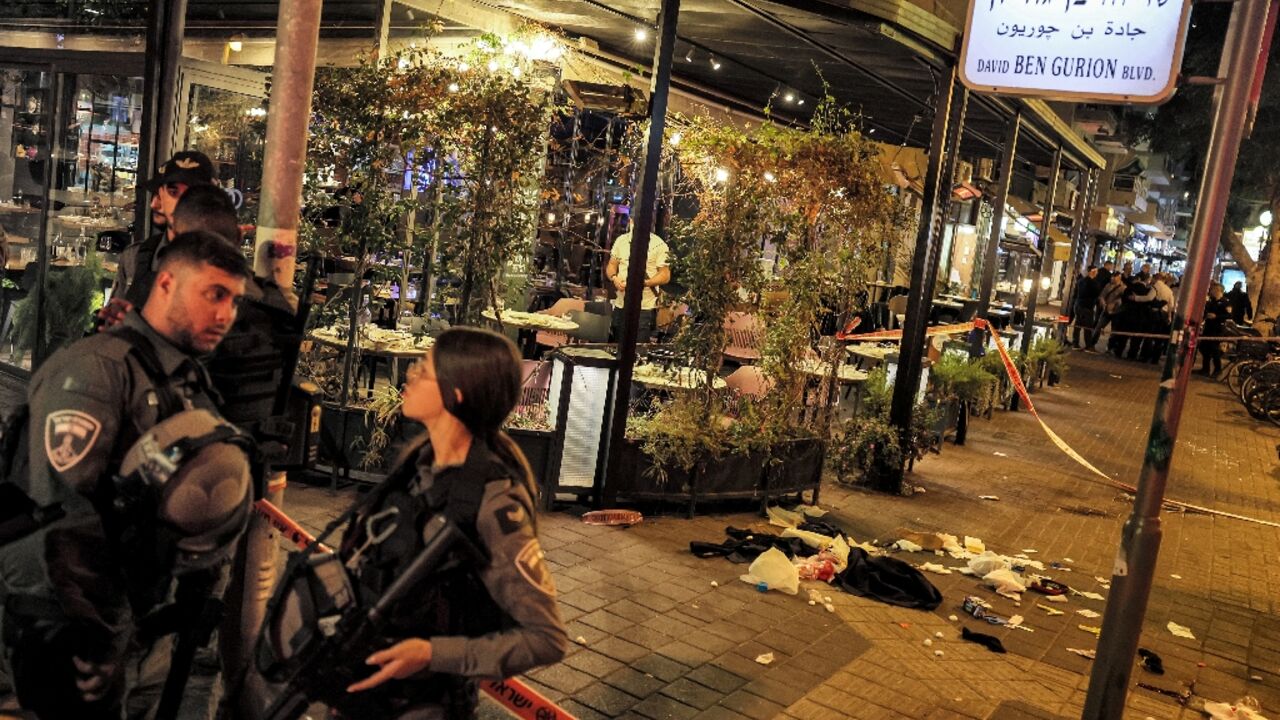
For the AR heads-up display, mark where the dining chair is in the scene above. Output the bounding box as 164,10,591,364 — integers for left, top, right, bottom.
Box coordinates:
722,311,763,364
887,295,909,329
566,310,611,344
725,365,773,399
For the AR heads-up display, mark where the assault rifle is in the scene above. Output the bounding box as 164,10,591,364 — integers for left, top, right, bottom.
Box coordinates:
261,514,486,720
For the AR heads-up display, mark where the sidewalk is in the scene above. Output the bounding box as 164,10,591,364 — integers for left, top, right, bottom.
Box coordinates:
277,349,1280,720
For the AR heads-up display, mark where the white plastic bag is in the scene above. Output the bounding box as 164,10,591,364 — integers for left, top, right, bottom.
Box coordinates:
739,547,800,595
968,551,1010,576
983,568,1027,595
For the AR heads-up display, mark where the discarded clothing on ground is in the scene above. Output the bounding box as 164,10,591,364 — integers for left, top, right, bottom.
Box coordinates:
961,626,1007,653
835,548,943,610
690,526,816,563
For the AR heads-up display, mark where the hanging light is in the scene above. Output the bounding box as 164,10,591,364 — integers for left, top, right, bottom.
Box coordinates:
546,212,557,223
228,34,245,53
447,82,459,92
1040,276,1051,290
634,28,648,42
710,57,722,70
487,59,499,72
1021,278,1033,293
783,93,795,103
669,132,682,146
1260,209,1273,227
763,171,776,183
714,167,730,183
684,48,694,63
797,98,805,106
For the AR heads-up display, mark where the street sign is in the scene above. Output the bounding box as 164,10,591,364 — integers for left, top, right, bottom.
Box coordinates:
959,0,1193,104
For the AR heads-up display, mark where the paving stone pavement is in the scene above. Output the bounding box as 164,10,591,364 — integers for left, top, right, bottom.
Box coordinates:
5,347,1278,719
273,349,1280,720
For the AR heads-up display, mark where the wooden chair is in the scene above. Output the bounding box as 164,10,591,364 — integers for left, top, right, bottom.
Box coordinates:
722,311,763,364
725,365,772,399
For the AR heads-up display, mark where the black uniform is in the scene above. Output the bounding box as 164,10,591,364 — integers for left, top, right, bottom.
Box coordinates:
1200,297,1232,376
0,313,223,719
334,439,567,719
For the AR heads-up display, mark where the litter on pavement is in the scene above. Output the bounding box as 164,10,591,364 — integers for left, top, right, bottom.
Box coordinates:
1167,621,1196,639
961,627,1007,653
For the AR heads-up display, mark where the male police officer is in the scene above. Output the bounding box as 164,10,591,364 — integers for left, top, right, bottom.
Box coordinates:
0,231,252,719
99,151,217,329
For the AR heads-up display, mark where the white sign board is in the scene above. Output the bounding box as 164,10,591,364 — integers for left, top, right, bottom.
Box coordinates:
959,0,1193,103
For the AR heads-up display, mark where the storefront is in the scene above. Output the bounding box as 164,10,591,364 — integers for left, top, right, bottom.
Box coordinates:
0,46,265,377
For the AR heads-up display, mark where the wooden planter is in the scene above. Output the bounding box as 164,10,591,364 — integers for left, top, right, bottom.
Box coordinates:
319,402,375,472
612,439,766,518
510,427,555,488
764,438,824,507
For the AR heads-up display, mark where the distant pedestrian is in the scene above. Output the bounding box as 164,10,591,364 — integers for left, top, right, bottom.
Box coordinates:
1091,273,1126,352
1119,272,1155,360
1071,266,1100,349
1096,260,1115,287
1226,281,1253,324
1199,283,1231,377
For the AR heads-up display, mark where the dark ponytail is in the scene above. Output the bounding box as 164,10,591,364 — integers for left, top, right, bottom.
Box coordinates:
430,328,541,515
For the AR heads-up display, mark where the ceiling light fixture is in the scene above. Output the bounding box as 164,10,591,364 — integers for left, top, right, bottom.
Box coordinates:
710,57,721,70
634,28,648,41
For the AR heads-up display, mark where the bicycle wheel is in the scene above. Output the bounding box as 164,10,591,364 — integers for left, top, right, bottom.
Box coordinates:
1224,360,1255,395
1242,375,1275,420
1240,361,1280,404
1265,386,1280,427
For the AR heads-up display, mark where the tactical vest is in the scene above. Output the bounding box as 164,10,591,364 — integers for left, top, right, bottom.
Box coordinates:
334,443,517,716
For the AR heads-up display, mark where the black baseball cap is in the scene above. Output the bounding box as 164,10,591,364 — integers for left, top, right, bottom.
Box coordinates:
145,151,216,192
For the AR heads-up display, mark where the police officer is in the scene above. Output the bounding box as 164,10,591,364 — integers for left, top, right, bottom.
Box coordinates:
333,328,567,718
98,151,217,329
0,231,253,719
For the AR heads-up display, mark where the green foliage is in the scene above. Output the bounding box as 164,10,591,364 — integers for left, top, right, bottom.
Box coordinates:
8,250,106,362
361,384,404,470
930,352,997,406
1026,337,1068,384
829,414,902,487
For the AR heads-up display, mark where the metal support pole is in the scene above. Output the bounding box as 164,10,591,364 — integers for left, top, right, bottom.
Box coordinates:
223,1,322,716
601,0,680,505
136,0,186,246
1060,168,1094,316
1021,147,1062,355
251,0,322,307
971,112,1020,356
1083,0,1272,715
887,64,958,490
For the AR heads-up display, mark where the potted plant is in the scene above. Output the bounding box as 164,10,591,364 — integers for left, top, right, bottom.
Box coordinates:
1026,337,1068,388
7,250,106,367
928,353,997,444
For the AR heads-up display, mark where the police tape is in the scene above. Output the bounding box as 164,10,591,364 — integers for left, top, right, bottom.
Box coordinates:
251,499,581,720
971,319,1280,529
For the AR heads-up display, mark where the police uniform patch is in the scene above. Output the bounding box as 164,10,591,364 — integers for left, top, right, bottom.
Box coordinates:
514,539,554,596
45,410,102,472
494,503,526,535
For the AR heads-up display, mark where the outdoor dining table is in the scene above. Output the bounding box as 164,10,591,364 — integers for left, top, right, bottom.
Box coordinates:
846,344,895,369
482,308,579,358
797,358,868,422
308,326,434,388
631,362,727,391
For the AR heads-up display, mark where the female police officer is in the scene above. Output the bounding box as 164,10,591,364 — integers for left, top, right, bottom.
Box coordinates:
334,327,567,718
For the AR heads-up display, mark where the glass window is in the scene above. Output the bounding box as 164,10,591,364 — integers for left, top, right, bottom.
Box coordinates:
181,84,265,223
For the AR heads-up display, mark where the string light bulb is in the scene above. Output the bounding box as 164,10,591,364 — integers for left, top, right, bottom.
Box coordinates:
1039,276,1051,291
684,48,694,62
448,82,459,92
546,212,557,223
783,93,795,103
710,57,722,70
634,28,648,41
797,98,805,106
714,167,730,183
763,171,776,183
669,132,682,146
487,59,499,72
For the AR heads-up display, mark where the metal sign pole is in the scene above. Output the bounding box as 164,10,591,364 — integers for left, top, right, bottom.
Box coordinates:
1083,0,1273,715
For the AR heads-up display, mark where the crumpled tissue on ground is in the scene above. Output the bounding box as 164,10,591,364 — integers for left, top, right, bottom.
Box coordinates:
1167,621,1196,639
1204,697,1269,720
893,539,924,553
798,504,828,518
739,547,800,594
964,536,987,554
919,562,953,575
983,568,1027,599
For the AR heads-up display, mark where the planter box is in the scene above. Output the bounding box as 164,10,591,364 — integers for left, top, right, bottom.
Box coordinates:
319,402,375,471
611,440,765,518
510,427,555,489
764,438,824,505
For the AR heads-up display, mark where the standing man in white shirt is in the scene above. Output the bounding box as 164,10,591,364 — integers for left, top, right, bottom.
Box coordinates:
606,230,670,343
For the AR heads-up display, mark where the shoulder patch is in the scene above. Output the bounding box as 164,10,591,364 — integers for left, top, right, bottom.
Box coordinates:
494,503,527,535
514,538,555,597
45,410,102,472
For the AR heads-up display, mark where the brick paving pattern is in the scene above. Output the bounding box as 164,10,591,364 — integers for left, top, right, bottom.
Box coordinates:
6,348,1278,719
